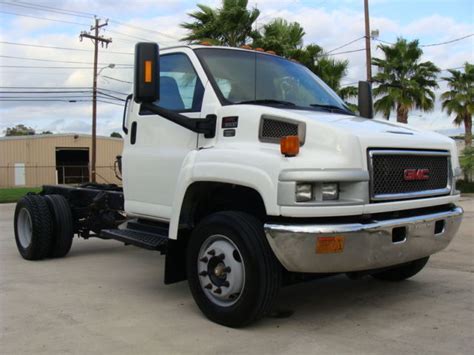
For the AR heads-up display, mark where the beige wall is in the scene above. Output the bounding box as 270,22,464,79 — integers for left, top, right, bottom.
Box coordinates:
0,135,123,188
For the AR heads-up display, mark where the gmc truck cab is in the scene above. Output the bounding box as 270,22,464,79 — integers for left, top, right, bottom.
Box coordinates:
13,43,464,327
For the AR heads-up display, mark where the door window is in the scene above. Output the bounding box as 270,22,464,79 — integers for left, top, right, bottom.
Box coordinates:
157,53,204,112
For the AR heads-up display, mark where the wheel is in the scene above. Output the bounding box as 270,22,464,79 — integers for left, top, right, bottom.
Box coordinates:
45,194,74,258
14,195,53,260
187,211,281,327
371,257,430,281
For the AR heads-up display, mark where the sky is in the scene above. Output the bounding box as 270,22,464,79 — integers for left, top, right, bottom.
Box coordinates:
0,0,473,136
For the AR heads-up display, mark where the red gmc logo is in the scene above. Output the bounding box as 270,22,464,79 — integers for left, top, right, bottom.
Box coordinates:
404,169,430,181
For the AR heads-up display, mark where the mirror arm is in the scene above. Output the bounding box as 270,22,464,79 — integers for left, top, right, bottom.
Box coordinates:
141,102,216,138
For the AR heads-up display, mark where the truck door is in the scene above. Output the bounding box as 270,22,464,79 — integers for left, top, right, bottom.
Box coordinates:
122,52,205,219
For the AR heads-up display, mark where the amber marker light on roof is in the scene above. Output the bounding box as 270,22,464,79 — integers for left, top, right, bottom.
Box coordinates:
280,136,300,157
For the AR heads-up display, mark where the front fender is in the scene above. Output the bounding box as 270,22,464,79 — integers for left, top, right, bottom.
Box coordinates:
168,148,280,239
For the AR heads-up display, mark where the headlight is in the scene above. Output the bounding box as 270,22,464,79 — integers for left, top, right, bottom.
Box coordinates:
322,183,339,200
295,183,313,202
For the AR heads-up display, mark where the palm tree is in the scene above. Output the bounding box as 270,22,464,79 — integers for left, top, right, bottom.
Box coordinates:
253,19,305,57
372,38,440,123
291,44,355,95
181,0,260,46
441,62,473,147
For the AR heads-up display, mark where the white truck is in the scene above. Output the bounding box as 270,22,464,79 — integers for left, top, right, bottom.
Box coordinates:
13,43,464,327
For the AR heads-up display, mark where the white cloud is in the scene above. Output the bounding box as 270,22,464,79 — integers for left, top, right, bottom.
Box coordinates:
0,0,473,135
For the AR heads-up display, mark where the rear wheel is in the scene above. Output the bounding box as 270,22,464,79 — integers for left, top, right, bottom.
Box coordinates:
187,211,281,327
371,257,430,281
14,195,53,260
45,194,74,258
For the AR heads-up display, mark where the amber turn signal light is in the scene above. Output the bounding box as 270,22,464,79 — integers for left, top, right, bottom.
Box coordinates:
280,136,300,157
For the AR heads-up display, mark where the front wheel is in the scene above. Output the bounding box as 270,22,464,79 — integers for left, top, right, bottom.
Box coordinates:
187,211,281,327
371,257,430,281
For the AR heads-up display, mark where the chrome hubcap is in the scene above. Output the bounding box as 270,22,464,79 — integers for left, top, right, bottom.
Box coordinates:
197,235,245,307
18,208,33,249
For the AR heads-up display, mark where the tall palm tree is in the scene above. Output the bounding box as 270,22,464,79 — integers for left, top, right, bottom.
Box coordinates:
441,62,473,147
181,0,260,46
372,38,440,123
253,19,305,57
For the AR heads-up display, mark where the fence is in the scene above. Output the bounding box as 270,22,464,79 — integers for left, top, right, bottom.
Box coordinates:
0,165,121,188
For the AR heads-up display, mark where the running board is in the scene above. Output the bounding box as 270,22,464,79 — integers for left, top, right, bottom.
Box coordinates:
101,228,168,251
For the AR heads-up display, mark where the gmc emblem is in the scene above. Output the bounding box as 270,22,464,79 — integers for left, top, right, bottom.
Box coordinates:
404,168,430,181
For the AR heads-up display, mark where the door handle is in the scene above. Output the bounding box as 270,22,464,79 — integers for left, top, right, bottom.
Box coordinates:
130,121,137,145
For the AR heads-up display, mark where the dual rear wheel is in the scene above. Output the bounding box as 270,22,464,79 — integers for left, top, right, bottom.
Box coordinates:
14,194,74,260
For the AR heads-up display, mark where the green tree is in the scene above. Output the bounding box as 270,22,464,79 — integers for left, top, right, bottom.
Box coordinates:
372,38,440,123
181,0,260,46
4,124,35,136
110,132,123,138
441,62,473,147
459,146,474,182
253,19,305,57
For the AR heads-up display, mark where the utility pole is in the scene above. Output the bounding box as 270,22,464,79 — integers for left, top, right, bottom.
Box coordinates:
79,18,112,183
364,0,372,82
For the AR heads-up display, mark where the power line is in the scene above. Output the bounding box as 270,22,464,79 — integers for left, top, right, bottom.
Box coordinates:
108,19,180,41
101,75,132,84
0,41,134,55
0,1,93,19
0,9,89,26
13,0,96,17
374,34,474,47
0,55,132,66
421,33,473,47
0,65,131,69
329,48,366,56
326,36,365,54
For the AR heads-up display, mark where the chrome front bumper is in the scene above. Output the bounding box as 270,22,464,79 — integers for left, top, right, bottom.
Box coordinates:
264,206,463,273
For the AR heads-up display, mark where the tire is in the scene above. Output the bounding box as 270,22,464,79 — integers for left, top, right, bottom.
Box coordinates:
187,211,281,327
371,257,430,282
14,195,54,260
45,194,74,258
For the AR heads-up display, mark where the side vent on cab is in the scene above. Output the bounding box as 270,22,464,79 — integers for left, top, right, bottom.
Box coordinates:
259,116,305,145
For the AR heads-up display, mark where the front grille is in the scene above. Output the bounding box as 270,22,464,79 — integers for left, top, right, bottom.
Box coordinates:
369,150,450,201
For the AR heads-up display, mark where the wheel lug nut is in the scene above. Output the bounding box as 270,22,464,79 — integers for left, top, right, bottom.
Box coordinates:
199,271,208,277
207,249,215,256
222,281,230,287
204,283,212,290
224,266,231,273
199,257,208,263
217,253,225,260
214,288,222,294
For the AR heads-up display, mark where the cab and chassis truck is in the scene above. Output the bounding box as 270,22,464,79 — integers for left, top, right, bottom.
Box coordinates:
13,43,464,327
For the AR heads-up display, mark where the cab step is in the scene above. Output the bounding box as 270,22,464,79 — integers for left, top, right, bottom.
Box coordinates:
101,228,168,251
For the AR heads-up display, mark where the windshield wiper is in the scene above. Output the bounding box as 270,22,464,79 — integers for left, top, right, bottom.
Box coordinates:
309,103,354,115
235,99,296,107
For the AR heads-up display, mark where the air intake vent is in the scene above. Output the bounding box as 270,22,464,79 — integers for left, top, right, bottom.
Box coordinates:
259,116,305,144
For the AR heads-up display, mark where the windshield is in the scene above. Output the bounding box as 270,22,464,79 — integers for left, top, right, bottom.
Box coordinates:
195,48,352,114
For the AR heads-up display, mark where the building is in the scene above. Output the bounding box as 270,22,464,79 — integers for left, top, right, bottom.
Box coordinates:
0,134,123,188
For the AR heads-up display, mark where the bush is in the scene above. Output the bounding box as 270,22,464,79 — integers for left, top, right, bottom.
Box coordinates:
456,180,474,194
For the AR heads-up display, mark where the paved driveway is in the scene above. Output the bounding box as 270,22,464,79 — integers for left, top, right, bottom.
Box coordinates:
1,197,473,354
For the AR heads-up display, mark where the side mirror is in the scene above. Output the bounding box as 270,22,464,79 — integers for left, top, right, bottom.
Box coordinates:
134,42,160,103
358,81,374,119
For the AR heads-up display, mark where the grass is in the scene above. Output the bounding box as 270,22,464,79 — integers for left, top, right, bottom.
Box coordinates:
0,187,42,203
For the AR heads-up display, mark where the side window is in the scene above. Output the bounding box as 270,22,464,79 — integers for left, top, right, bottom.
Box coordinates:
158,53,204,112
